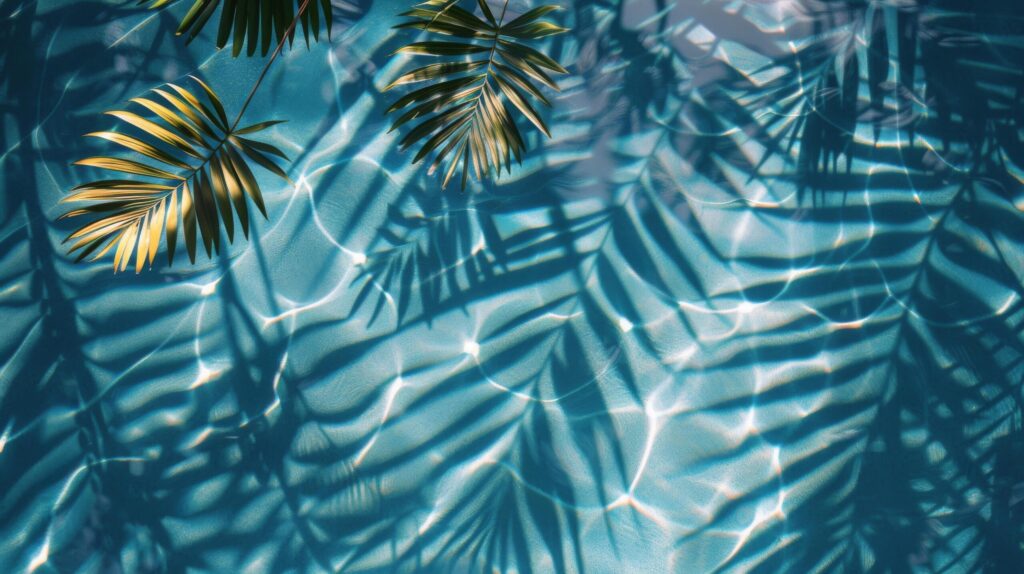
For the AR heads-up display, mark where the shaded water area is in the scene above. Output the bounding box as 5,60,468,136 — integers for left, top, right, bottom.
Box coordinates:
2,0,1024,572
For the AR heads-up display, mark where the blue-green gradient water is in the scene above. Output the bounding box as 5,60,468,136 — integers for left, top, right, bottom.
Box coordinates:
2,0,1024,572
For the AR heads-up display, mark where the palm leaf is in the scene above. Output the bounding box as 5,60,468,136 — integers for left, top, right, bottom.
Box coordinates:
60,76,289,273
141,0,333,56
385,0,569,190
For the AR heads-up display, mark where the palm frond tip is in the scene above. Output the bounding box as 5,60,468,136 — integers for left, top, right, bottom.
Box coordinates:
61,76,289,273
385,0,569,190
141,0,333,57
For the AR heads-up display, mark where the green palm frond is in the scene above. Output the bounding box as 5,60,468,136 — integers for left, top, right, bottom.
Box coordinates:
141,0,332,57
385,0,569,190
60,76,289,273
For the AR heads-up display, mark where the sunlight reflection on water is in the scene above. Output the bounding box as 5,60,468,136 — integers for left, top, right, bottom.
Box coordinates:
2,0,1024,572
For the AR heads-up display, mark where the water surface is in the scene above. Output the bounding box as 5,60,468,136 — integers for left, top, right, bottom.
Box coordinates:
1,0,1023,572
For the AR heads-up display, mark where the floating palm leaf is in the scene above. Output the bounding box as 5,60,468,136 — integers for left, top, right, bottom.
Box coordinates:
385,0,569,189
142,0,332,56
60,76,289,273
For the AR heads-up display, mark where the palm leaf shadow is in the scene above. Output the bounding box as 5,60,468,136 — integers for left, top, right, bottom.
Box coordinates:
0,1,221,570
655,1,1024,571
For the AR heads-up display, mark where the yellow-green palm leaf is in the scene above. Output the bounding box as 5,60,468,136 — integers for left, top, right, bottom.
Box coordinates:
61,76,289,273
141,0,333,57
385,0,569,189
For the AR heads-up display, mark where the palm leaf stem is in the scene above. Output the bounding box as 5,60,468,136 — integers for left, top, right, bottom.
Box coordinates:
483,0,510,78
467,1,511,132
426,0,508,183
458,0,509,122
230,0,313,132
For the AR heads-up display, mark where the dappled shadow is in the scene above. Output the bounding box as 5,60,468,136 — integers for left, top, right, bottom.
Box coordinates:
2,0,1024,572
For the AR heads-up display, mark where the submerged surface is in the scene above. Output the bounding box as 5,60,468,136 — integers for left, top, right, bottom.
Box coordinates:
2,0,1024,572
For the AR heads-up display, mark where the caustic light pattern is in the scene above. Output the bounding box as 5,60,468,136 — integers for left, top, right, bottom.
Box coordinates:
1,0,1023,573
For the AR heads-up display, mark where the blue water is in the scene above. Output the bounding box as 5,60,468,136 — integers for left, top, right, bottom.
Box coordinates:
2,0,1024,572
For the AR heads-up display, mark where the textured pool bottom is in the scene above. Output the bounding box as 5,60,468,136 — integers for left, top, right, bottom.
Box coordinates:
2,0,1024,572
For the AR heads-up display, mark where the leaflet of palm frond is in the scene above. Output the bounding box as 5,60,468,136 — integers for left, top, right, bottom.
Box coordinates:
59,77,289,272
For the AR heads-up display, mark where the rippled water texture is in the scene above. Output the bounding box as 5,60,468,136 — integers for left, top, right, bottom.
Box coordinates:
2,0,1024,572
